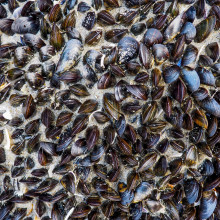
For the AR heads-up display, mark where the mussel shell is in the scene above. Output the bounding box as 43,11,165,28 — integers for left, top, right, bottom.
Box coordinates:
11,16,40,34
40,17,51,40
118,37,139,64
152,44,169,65
39,45,55,62
205,42,219,62
50,24,65,52
184,179,200,204
143,28,163,47
185,6,196,22
162,65,180,84
82,12,96,30
180,22,196,43
192,87,209,101
66,27,82,42
153,1,165,14
0,19,14,35
198,96,220,117
85,30,102,46
97,10,116,26
139,43,152,69
55,39,83,75
0,4,7,18
154,156,168,176
197,67,215,86
77,1,91,12
181,67,200,93
137,152,158,172
150,14,168,30
105,29,128,43
23,34,46,51
199,191,217,219
133,182,152,203
37,0,53,12
117,10,138,26
198,55,213,67
61,11,76,31
48,4,63,23
181,44,198,66
130,22,146,36
172,35,186,61
195,15,216,43
164,13,185,42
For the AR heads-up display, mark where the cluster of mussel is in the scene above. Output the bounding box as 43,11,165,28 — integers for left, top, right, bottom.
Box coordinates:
0,0,220,219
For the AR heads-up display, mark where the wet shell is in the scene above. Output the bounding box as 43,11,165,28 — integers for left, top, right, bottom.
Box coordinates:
184,179,200,204
198,97,220,117
37,0,53,12
197,67,215,86
11,17,39,34
162,65,180,84
164,13,185,42
52,39,83,87
181,67,200,93
97,10,116,26
105,29,128,43
82,12,96,30
143,28,163,47
152,44,169,65
0,19,14,36
205,42,219,62
137,152,158,172
180,22,196,43
50,24,65,51
195,15,216,43
118,37,139,64
199,191,217,219
61,11,75,29
48,4,63,23
181,45,198,66
85,30,102,46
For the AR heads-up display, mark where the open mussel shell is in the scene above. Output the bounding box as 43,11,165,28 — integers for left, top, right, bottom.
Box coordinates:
198,55,213,67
